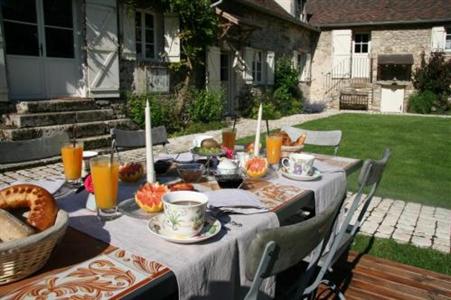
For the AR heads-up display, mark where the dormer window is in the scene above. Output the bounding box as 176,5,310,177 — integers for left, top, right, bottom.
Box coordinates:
297,0,306,22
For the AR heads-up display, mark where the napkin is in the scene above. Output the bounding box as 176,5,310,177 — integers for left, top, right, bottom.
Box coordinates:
281,125,304,142
205,189,268,214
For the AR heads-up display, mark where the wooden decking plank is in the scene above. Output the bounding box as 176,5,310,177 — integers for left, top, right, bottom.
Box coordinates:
349,277,422,300
348,254,451,292
353,263,451,298
349,252,451,284
345,286,397,300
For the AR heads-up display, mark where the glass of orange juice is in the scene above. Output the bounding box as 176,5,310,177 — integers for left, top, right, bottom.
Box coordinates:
222,128,237,150
90,156,120,221
266,135,283,169
61,142,83,186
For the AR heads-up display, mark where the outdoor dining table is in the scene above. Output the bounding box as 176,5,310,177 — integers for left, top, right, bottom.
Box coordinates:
0,153,361,300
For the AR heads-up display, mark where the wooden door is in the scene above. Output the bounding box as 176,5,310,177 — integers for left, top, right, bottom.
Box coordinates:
2,0,82,99
381,86,404,112
85,0,119,98
332,29,352,78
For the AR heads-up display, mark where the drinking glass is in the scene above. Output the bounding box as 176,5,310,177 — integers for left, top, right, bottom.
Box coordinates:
222,128,237,150
90,156,120,221
61,142,83,187
266,135,283,168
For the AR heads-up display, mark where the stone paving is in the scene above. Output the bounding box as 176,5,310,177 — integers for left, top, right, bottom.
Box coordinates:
344,193,451,253
0,110,449,254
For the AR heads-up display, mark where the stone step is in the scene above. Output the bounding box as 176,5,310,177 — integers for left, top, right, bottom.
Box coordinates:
0,118,138,141
16,98,96,114
3,109,115,128
79,134,112,150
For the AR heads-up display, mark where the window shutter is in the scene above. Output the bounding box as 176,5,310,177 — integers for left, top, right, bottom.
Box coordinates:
164,14,180,62
266,51,275,85
243,47,253,84
431,27,445,51
120,4,136,60
0,15,8,102
301,53,311,81
292,50,298,68
332,29,352,78
206,46,221,91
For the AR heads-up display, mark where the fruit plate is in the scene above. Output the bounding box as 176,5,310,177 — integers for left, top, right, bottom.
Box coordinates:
147,214,222,244
118,198,159,219
191,147,225,157
280,168,321,181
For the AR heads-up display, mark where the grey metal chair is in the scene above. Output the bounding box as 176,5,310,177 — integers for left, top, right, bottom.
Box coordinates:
304,148,391,298
282,126,342,155
0,132,70,164
111,126,169,151
244,195,343,300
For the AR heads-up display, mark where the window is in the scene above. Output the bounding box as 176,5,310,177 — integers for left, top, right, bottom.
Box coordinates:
135,11,156,59
220,53,229,81
446,28,451,50
297,0,306,21
294,51,311,82
354,33,370,54
252,50,263,83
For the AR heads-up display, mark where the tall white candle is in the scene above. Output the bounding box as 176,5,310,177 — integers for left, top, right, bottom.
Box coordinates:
145,100,155,183
254,103,263,155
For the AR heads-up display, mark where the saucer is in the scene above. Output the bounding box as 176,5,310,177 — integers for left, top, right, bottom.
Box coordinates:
280,168,321,181
147,214,221,244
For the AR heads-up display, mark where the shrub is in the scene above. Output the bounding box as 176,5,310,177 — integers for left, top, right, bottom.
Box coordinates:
408,90,437,114
413,52,451,110
250,92,282,120
126,93,179,131
188,89,224,123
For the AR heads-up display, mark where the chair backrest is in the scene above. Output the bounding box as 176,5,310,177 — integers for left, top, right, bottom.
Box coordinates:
0,132,70,164
111,126,169,149
282,126,342,155
244,196,343,296
304,148,391,295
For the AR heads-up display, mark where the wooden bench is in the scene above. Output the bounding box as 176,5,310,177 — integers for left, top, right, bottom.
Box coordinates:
339,93,369,110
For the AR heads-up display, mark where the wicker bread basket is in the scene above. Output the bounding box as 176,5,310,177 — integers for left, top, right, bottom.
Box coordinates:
0,209,69,285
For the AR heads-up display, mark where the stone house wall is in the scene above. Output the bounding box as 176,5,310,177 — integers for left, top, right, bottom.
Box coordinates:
309,24,451,112
221,1,317,111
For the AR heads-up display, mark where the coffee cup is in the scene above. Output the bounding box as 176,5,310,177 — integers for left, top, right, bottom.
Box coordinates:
281,153,315,176
162,191,208,238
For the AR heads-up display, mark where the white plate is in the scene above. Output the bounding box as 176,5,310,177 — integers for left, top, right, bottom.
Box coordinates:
147,214,222,244
280,169,321,181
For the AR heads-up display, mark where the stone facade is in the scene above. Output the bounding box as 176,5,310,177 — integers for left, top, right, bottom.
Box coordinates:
219,1,317,111
309,24,451,112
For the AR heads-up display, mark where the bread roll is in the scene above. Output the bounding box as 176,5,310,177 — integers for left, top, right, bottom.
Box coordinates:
0,209,35,242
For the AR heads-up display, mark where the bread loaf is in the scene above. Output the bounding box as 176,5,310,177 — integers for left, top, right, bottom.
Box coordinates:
0,209,35,242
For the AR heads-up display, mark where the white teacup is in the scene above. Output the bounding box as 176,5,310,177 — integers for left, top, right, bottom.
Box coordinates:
162,191,208,238
281,153,315,176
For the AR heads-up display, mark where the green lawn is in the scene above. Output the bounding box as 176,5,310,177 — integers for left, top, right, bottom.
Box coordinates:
352,235,451,275
238,113,451,208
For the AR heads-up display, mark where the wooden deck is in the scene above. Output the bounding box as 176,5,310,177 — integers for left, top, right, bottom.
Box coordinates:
317,252,451,300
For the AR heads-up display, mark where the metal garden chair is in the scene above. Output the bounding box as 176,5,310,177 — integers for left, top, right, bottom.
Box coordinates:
244,194,343,300
111,126,169,150
0,132,70,164
304,148,391,299
284,127,342,155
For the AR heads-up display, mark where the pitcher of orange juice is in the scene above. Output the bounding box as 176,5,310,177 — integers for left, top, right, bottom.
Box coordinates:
61,142,83,186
